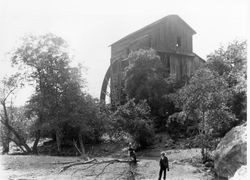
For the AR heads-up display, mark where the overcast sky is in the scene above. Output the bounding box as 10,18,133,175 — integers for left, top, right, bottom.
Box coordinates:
0,0,248,106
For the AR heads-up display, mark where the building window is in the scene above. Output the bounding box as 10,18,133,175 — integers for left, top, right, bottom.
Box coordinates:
176,36,181,48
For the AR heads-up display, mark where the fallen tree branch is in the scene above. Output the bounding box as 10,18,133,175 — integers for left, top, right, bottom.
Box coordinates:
114,168,129,180
50,160,81,165
59,159,97,173
60,158,139,174
71,162,98,176
96,161,115,177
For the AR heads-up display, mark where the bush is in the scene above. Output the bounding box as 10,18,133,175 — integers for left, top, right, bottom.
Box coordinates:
113,99,155,148
166,111,199,140
124,49,179,130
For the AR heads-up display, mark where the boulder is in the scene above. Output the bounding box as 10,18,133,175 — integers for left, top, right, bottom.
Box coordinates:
229,165,247,180
214,123,247,179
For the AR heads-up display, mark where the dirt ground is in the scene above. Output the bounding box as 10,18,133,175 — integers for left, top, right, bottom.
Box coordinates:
0,148,214,180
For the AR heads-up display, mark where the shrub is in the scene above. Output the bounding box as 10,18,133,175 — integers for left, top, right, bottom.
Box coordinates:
113,99,155,148
166,111,199,140
124,49,180,129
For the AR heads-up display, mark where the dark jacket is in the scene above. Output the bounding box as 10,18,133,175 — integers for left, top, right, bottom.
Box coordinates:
159,156,169,169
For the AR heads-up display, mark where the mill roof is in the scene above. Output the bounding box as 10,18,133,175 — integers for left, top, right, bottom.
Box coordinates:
110,15,196,46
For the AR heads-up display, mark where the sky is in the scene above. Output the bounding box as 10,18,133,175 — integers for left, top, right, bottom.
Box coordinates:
0,0,248,106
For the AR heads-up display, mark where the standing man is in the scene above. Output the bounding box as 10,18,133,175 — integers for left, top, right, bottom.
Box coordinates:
158,151,169,180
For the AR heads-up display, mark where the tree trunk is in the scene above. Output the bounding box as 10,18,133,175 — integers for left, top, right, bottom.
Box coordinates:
1,126,10,154
0,104,11,154
1,141,9,154
75,133,88,160
56,129,61,153
1,138,9,154
10,137,26,153
201,111,206,161
32,129,41,154
6,122,32,152
78,133,86,156
1,121,32,153
19,146,25,153
1,102,32,153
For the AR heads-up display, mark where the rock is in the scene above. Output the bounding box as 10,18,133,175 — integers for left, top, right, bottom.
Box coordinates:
214,123,247,179
204,161,214,168
229,165,247,180
192,169,202,173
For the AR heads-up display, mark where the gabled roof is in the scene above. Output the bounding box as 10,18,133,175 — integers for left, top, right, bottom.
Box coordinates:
110,15,196,46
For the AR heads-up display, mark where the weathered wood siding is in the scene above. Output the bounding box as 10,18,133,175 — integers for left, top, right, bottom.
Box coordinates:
111,15,194,63
151,19,193,53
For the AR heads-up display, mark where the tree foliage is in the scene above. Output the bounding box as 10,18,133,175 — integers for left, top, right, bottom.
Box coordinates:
10,33,104,155
176,68,236,136
112,99,155,148
207,40,246,88
174,68,236,160
124,49,178,128
172,40,246,159
206,40,247,123
170,40,246,144
11,33,74,152
125,49,168,101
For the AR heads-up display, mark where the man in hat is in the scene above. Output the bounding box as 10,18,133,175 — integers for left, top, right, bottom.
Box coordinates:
158,151,169,180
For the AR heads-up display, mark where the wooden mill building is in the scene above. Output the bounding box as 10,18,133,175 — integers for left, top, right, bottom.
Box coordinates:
100,15,205,104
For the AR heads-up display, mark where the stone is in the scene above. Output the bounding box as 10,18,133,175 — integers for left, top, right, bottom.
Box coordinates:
204,161,214,168
229,165,247,180
192,169,202,173
214,123,247,179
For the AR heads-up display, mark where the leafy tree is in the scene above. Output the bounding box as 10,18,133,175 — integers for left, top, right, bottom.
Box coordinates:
175,68,236,159
11,33,104,156
97,102,121,141
124,49,178,128
165,111,199,140
11,33,74,153
206,40,247,123
113,99,155,148
11,33,110,156
207,40,246,87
